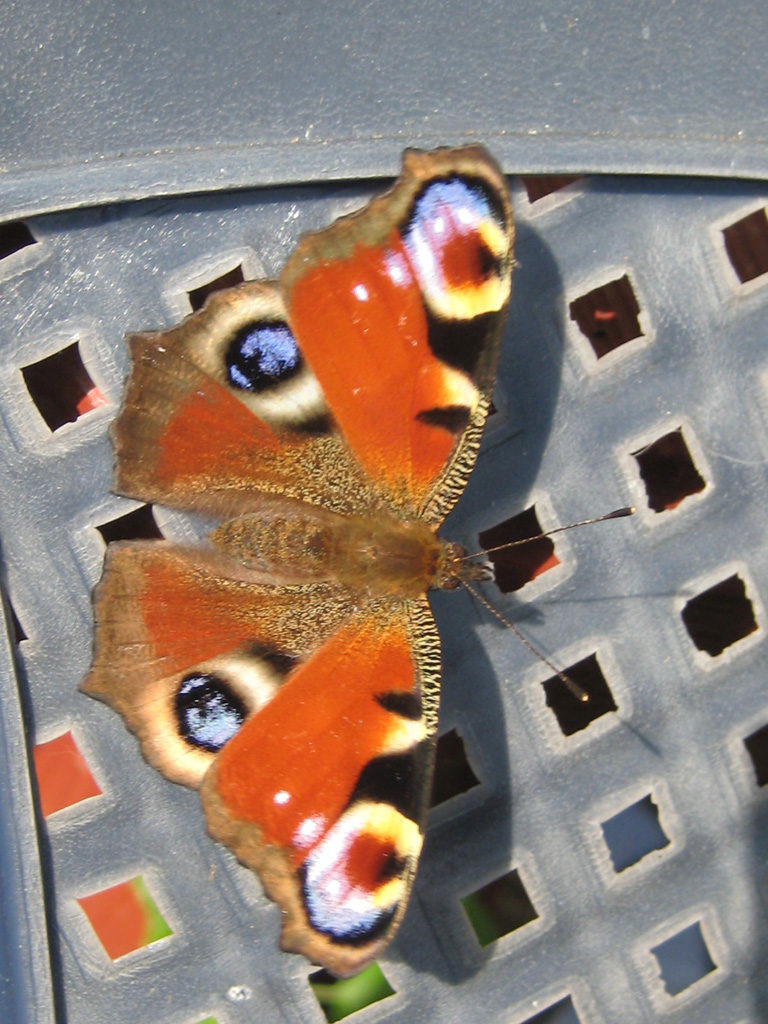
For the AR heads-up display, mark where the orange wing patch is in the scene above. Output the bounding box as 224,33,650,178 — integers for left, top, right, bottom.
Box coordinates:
83,543,354,701
286,231,475,505
153,373,282,490
114,328,374,520
212,613,424,863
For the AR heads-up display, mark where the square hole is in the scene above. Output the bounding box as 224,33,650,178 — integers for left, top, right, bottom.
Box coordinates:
632,428,706,512
520,996,581,1024
601,794,670,872
97,505,163,544
0,221,36,261
77,876,172,959
744,723,768,786
33,731,102,817
569,274,643,359
650,921,716,996
430,728,480,807
309,963,395,1022
543,654,617,736
478,505,559,593
722,208,768,283
521,176,581,203
21,342,107,432
461,868,538,946
188,265,245,311
681,573,758,657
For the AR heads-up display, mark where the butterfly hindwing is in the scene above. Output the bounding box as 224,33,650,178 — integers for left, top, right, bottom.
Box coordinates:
84,540,440,976
113,283,375,521
200,599,440,976
82,542,356,787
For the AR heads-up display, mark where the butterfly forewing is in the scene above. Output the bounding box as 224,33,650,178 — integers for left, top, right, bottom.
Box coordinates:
282,145,513,520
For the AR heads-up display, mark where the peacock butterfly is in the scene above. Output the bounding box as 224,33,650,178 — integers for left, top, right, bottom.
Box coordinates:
82,146,514,977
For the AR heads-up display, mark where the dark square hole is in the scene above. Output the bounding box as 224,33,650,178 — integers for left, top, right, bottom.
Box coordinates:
521,996,581,1024
97,505,163,544
543,654,617,736
601,794,670,872
430,728,480,807
681,573,758,657
0,221,37,261
461,868,538,946
188,265,245,311
309,963,395,1022
722,208,768,283
22,343,107,432
478,505,559,593
744,723,768,787
569,274,643,359
632,428,706,512
651,921,716,996
521,176,581,203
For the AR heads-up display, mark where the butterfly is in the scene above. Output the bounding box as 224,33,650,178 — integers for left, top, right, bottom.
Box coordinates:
81,145,514,977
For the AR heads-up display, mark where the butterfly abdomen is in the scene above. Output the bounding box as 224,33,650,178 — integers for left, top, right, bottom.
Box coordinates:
209,509,338,581
210,506,452,596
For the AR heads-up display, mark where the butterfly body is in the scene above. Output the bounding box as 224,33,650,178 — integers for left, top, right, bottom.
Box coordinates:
83,146,513,976
210,506,473,595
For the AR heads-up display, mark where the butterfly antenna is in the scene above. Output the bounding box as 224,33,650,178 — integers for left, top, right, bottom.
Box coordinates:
462,506,635,561
459,507,635,701
461,580,589,702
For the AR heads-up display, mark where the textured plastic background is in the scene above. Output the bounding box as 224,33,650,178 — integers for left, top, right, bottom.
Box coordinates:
2,0,768,220
2,3,768,1024
4,172,768,1024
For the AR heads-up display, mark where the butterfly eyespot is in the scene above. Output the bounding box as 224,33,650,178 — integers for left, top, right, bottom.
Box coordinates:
299,802,414,944
403,175,510,321
225,322,302,393
311,842,403,942
123,649,282,789
175,672,248,752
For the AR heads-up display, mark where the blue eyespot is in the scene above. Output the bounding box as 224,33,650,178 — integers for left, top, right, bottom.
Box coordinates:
226,322,301,392
175,673,247,752
402,176,503,309
407,177,498,246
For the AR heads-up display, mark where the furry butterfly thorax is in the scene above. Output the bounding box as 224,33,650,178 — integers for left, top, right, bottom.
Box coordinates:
82,145,514,977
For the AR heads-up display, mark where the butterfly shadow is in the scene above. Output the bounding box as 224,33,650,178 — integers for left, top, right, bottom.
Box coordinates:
398,221,566,983
746,795,768,1017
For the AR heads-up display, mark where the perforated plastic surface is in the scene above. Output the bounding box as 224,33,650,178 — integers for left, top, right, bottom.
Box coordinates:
2,171,768,1024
